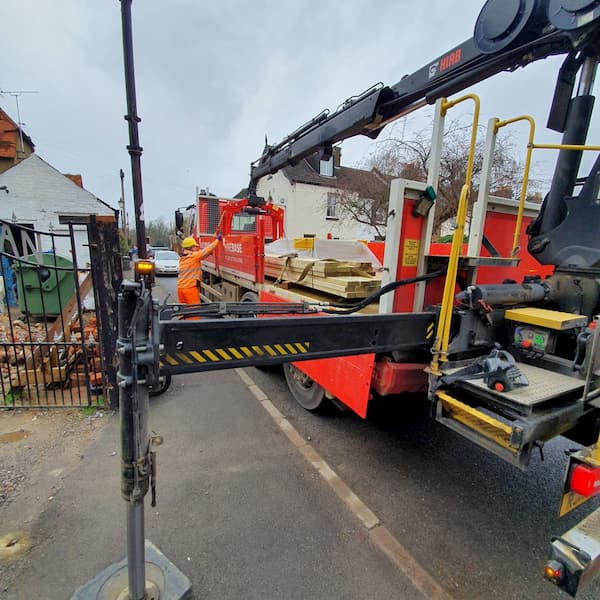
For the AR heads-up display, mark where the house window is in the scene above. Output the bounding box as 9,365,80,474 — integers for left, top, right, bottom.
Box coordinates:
326,192,338,219
320,157,333,177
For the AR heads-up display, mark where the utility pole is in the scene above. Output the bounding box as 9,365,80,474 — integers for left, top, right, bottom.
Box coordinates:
0,90,38,159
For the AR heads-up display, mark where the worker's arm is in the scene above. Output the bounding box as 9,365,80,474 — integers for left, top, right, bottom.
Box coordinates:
198,236,221,260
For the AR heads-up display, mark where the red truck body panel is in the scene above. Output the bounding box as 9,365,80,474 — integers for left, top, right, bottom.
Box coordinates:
259,288,376,417
200,234,262,281
195,193,551,419
294,355,376,418
193,196,284,286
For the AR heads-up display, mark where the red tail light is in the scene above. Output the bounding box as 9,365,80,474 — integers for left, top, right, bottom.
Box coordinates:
569,464,600,497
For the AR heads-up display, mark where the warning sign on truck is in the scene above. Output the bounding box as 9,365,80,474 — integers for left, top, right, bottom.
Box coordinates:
293,238,315,251
402,239,420,267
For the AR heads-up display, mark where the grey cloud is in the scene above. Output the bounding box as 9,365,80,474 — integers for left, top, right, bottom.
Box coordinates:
1,0,597,221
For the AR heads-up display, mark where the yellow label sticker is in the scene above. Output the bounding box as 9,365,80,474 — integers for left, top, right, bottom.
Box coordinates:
559,490,590,517
293,238,315,251
402,239,420,267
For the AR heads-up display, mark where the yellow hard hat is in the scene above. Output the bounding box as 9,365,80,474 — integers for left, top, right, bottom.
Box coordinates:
182,236,198,249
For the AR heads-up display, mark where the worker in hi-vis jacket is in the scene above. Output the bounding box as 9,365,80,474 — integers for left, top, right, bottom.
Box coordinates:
177,234,222,304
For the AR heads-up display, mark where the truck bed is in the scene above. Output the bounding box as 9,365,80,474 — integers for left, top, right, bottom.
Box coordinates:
263,254,381,299
260,283,380,314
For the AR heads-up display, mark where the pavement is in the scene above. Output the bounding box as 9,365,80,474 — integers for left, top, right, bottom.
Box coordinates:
1,366,434,600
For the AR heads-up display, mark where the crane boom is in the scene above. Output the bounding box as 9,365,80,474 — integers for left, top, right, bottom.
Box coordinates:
250,1,600,190
248,1,600,271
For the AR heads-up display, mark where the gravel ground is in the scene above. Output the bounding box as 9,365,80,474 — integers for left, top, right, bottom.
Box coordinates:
0,407,109,587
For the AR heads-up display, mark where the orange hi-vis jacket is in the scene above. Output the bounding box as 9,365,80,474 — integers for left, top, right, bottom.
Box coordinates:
177,238,220,290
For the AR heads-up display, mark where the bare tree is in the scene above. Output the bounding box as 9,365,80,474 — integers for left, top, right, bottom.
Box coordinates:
145,218,171,247
349,118,542,238
331,168,390,240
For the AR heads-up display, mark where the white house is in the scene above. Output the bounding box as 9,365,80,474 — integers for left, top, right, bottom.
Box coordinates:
0,154,116,267
254,148,390,241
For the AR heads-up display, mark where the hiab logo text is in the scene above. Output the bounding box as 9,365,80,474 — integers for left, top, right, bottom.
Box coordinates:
440,49,461,72
224,242,243,254
428,48,462,79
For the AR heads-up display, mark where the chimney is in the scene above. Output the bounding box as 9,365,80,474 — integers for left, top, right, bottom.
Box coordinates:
333,146,341,168
64,174,83,187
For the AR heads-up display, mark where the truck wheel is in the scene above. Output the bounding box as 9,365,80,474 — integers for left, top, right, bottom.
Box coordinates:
149,374,172,397
283,363,327,411
241,291,259,303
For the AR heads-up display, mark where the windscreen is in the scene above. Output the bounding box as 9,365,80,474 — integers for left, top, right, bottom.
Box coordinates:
155,251,179,260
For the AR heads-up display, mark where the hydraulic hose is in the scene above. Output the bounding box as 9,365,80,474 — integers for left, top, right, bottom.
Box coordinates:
159,271,446,320
322,270,445,314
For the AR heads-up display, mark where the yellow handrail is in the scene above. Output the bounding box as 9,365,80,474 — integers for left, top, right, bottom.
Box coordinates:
430,93,480,375
428,110,598,379
530,143,600,151
494,115,536,257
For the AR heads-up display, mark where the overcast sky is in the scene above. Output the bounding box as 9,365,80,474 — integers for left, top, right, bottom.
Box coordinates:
2,1,599,224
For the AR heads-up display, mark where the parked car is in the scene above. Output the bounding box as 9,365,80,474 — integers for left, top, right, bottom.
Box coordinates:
153,250,180,276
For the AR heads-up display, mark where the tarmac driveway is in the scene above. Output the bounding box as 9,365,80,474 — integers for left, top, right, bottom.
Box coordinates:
0,369,427,600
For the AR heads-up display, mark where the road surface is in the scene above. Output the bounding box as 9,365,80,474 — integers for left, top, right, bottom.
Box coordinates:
154,274,599,598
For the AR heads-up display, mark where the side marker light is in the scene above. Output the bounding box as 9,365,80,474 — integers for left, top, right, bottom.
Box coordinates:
135,260,154,274
543,560,564,584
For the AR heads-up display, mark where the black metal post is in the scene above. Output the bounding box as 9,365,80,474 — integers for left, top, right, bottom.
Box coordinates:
88,215,123,410
120,0,147,259
119,4,151,590
118,281,151,600
73,2,192,596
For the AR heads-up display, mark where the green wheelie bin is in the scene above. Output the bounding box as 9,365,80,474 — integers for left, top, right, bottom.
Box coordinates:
15,253,76,317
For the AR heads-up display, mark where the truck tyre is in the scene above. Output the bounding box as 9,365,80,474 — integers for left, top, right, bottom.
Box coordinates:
241,291,259,303
149,374,172,397
283,362,327,412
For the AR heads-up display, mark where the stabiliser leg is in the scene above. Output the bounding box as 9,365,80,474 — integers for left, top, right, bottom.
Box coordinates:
72,281,191,600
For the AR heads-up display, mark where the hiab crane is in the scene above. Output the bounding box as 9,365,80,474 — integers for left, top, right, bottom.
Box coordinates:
120,1,600,597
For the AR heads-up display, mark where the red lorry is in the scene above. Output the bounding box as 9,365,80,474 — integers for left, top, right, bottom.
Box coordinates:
177,171,552,420
166,1,600,592
176,194,285,304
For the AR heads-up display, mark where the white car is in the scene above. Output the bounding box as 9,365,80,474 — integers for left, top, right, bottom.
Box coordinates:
153,250,180,276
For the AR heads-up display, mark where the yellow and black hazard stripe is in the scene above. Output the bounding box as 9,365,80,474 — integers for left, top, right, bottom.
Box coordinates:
160,342,311,368
425,322,435,340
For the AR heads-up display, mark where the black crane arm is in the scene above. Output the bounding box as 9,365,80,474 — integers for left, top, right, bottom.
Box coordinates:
248,0,600,195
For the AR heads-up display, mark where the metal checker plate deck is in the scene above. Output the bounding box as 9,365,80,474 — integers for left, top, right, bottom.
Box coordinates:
562,504,600,556
447,363,584,408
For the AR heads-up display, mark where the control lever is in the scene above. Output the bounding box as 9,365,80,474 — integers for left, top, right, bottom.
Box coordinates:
437,345,529,392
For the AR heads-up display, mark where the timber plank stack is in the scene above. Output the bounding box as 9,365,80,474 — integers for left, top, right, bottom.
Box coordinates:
0,302,102,402
264,255,380,299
